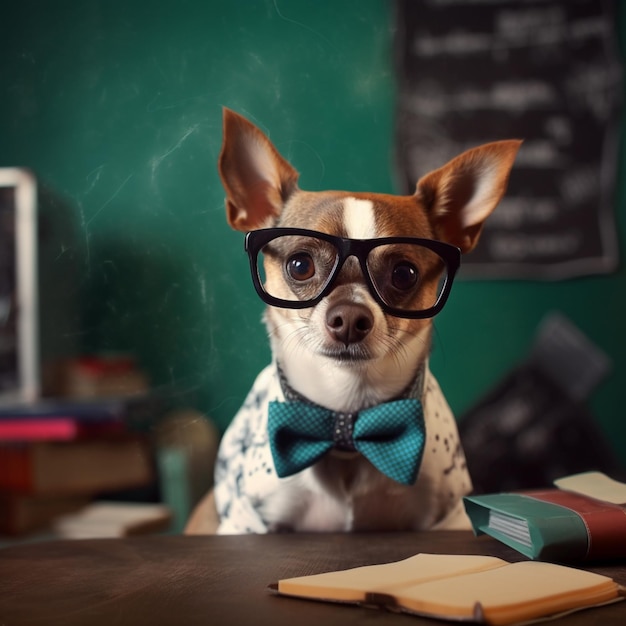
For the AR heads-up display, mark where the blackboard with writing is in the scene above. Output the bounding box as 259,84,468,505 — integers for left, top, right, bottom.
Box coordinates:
395,0,622,279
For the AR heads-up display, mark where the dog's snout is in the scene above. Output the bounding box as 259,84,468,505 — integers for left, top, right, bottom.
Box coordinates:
325,302,374,347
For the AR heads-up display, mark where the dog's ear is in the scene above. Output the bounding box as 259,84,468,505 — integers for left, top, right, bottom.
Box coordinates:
416,140,522,253
218,108,300,231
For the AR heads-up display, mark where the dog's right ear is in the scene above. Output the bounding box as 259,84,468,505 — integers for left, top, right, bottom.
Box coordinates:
218,108,300,232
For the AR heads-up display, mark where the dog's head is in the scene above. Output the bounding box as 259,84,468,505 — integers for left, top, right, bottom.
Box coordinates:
218,108,520,407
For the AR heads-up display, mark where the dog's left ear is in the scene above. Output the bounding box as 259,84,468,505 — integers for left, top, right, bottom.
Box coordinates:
219,108,300,232
416,140,522,253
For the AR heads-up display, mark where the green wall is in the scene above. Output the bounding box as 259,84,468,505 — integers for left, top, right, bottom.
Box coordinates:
1,1,625,464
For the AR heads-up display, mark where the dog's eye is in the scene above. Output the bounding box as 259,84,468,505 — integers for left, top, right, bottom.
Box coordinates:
287,253,315,281
391,262,418,291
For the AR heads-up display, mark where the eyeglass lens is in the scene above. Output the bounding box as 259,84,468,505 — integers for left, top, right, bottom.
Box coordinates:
256,233,448,313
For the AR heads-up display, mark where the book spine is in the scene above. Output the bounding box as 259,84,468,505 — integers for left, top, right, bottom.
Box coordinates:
0,419,78,441
525,489,626,561
0,445,35,492
0,418,126,442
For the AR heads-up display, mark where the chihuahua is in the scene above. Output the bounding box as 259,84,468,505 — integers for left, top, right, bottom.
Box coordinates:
185,109,520,534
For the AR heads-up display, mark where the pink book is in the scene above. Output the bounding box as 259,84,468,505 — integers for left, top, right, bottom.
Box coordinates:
0,418,124,442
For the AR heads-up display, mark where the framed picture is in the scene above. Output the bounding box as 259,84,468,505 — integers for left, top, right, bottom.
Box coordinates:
0,168,39,404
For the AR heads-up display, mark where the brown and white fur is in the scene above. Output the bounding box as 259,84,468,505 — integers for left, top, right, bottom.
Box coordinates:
185,109,520,534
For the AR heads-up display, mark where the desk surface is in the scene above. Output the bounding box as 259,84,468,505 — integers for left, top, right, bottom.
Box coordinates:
1,531,626,626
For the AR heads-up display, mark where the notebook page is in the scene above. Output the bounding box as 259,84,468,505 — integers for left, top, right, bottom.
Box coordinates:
554,471,626,505
393,560,618,625
278,553,506,602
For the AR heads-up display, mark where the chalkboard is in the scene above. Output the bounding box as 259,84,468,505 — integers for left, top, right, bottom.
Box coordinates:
459,312,620,493
1,1,626,473
0,0,397,433
395,0,622,279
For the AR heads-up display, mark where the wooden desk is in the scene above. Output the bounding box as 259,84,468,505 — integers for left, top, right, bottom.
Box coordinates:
1,531,625,625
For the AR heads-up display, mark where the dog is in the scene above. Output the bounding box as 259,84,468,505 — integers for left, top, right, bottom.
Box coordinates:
185,108,520,534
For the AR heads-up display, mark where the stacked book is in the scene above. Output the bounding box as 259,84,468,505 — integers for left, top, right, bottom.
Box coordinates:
0,396,159,536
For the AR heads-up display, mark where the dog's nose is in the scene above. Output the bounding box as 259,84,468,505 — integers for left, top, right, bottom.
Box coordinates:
325,302,374,346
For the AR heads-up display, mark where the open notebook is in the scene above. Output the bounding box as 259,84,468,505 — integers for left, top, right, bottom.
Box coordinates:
271,553,623,625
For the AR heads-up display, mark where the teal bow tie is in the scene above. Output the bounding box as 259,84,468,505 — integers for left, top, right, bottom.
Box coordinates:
267,398,425,485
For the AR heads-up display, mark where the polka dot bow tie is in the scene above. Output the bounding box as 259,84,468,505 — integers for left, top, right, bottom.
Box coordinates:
267,398,426,486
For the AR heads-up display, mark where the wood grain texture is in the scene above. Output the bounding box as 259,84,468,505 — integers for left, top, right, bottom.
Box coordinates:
1,531,625,625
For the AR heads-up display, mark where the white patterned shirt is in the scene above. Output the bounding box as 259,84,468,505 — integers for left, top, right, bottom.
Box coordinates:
214,361,472,534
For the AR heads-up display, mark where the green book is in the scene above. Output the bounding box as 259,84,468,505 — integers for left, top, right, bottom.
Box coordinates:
464,472,626,562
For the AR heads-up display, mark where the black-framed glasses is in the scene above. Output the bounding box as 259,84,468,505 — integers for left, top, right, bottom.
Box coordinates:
244,228,461,319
